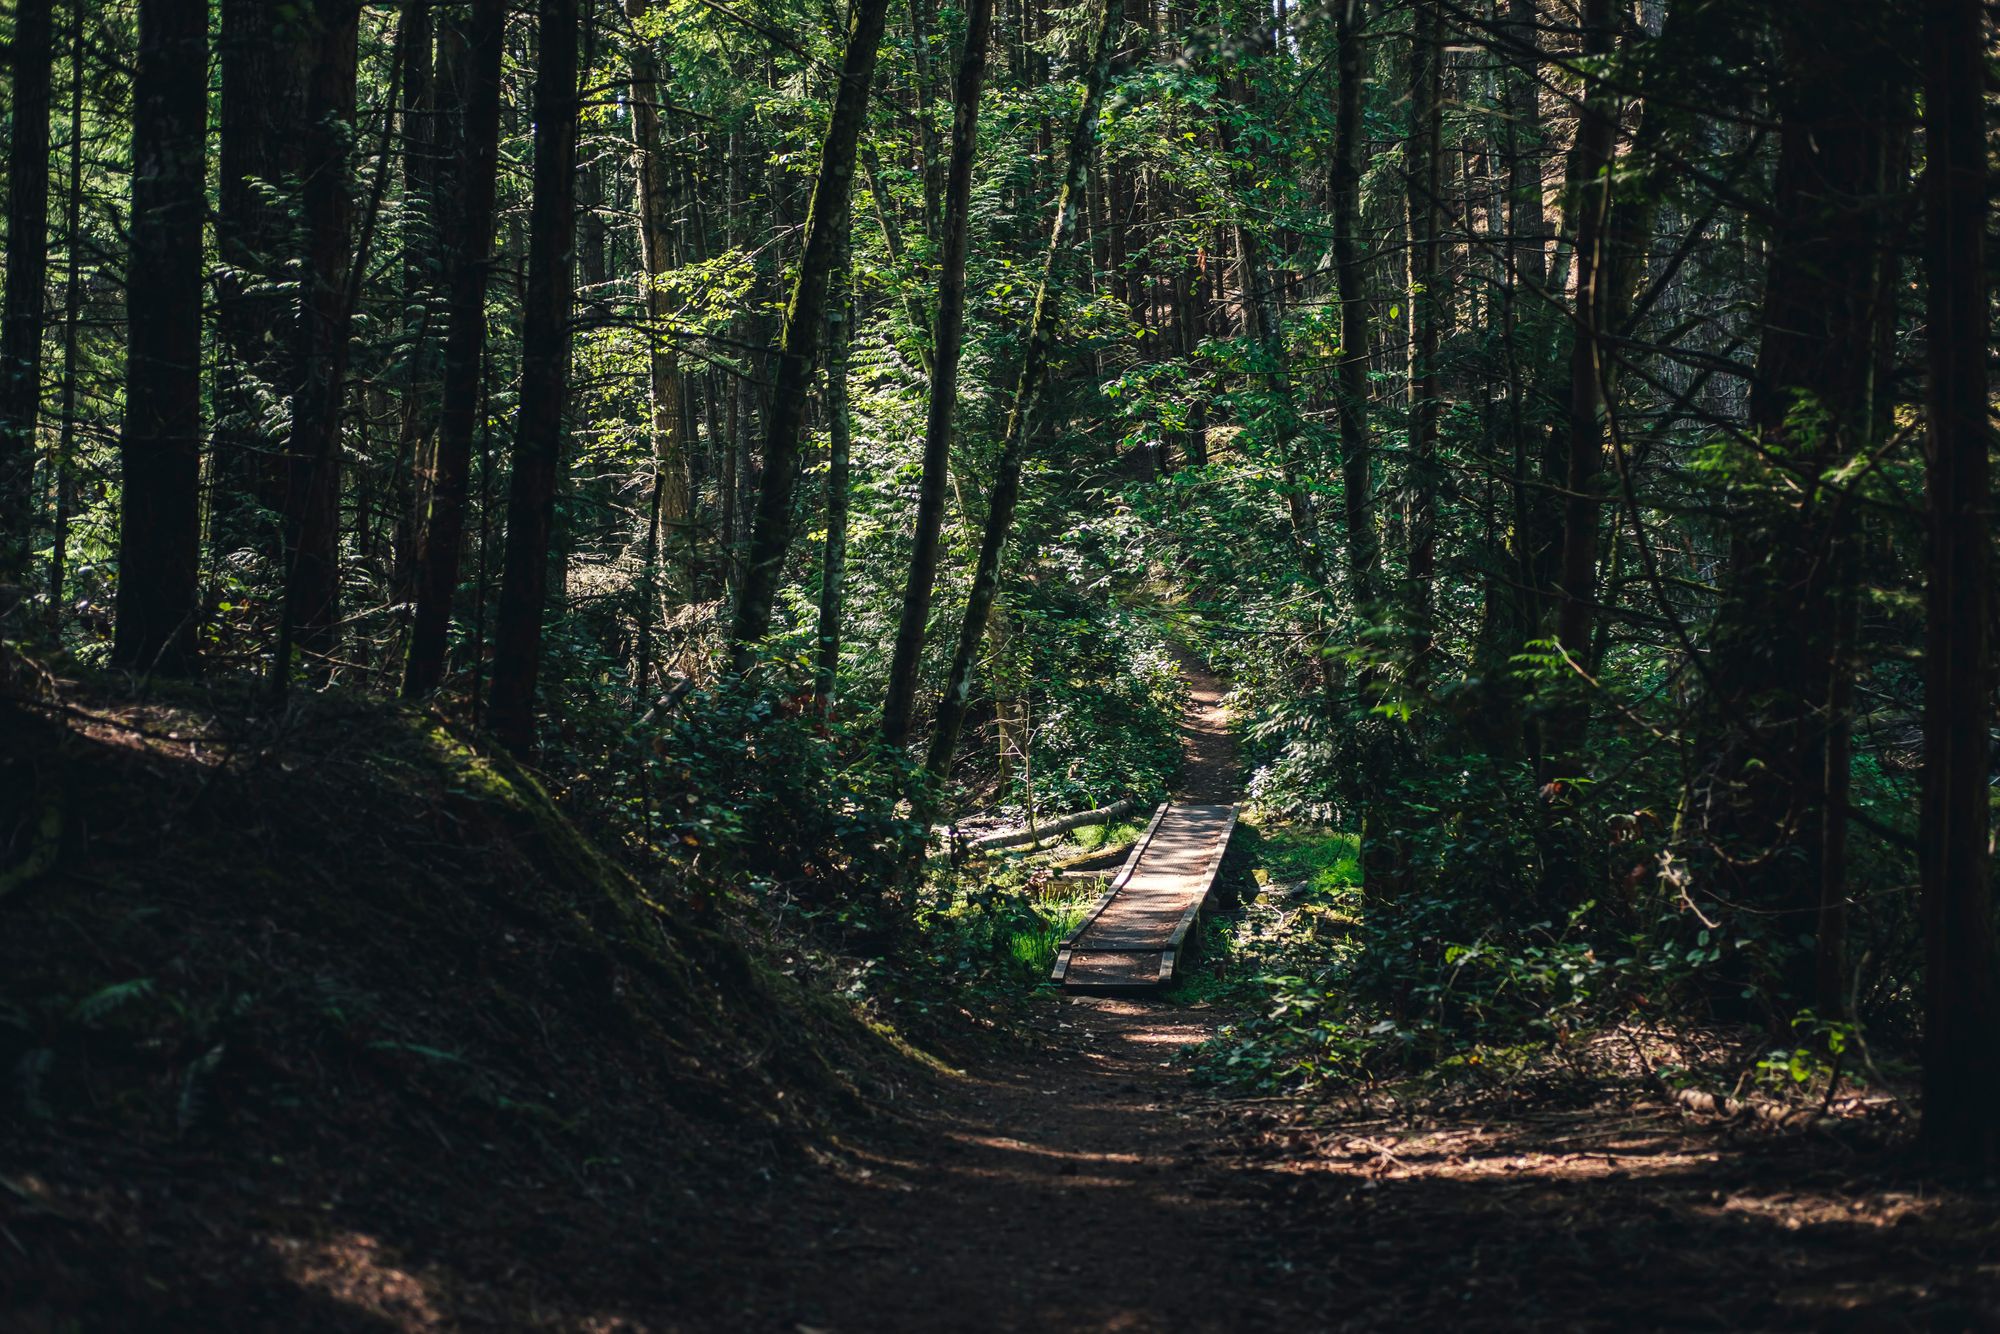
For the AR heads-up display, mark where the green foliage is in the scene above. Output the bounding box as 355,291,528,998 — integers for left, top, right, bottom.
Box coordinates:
624,671,922,922
993,596,1184,812
1061,817,1146,853
1255,826,1363,898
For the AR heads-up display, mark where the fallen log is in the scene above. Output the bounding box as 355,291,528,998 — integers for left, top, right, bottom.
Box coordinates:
963,795,1142,853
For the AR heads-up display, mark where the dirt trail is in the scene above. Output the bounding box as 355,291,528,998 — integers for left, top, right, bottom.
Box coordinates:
733,999,1299,1331
702,990,1998,1332
1173,655,1238,804
709,657,1283,1330
694,660,1997,1332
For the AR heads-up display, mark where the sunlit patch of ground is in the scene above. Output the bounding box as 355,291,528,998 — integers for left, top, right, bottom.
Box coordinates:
266,1231,442,1328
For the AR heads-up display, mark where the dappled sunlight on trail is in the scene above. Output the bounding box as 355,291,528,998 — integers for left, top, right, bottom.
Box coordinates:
708,995,1998,1332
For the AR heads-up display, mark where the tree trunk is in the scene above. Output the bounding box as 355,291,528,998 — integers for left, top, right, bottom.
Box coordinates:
390,0,440,606
728,0,895,661
859,143,937,379
1541,0,1616,794
272,0,363,685
0,0,54,583
486,0,583,752
811,198,857,715
925,0,1125,782
880,0,996,748
1503,0,1548,291
1702,2,1904,1005
403,0,506,699
1402,0,1442,660
214,0,310,564
112,0,207,673
1330,0,1376,605
47,0,84,615
627,0,694,592
1917,0,1999,1168
906,0,945,243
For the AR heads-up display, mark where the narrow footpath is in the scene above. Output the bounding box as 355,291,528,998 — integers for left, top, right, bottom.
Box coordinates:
715,660,1304,1329
690,661,1993,1332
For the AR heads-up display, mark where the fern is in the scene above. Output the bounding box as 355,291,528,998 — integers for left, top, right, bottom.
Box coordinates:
176,1043,227,1136
71,978,156,1024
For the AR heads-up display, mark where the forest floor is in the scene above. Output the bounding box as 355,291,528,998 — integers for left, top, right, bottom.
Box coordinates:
6,668,1997,1331
689,662,1998,1332
706,995,2000,1331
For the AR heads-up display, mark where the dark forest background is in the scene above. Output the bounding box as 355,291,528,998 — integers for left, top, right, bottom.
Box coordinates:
1,0,1996,1181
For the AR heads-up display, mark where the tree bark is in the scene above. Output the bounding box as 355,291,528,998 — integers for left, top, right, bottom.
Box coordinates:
925,0,1125,782
390,0,440,605
1502,0,1548,290
112,0,207,673
47,0,84,614
811,206,856,714
880,0,996,748
215,0,310,563
403,0,506,698
627,0,694,592
1330,0,1376,605
728,0,895,661
1402,0,1442,660
1703,1,1904,1004
1917,0,1999,1168
487,0,583,751
1544,0,1616,776
272,0,363,684
0,0,54,582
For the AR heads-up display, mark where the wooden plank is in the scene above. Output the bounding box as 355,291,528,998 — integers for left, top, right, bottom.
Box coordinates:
1158,804,1237,985
1058,801,1237,993
1048,800,1168,988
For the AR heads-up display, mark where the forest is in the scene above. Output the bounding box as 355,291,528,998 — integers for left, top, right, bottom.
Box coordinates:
1,0,1998,1325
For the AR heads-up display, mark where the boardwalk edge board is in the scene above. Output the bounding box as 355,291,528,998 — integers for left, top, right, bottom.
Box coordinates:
1048,800,1168,988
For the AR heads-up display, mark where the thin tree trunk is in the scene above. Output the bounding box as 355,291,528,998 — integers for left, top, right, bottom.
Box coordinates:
728,0,895,661
628,0,694,593
112,0,207,673
47,0,84,615
925,0,1125,782
880,0,996,747
1814,545,1857,1012
1330,0,1376,604
390,0,440,605
812,196,856,714
1503,0,1548,291
487,0,583,751
403,0,506,698
906,0,944,242
0,0,54,583
859,144,936,378
1402,0,1442,659
1545,0,1615,770
1917,0,1999,1168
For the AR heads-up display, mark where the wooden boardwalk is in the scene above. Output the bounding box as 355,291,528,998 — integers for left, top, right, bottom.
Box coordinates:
1050,801,1238,993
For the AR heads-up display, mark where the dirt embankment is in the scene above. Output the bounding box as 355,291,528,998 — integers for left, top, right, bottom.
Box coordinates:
0,679,912,1330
